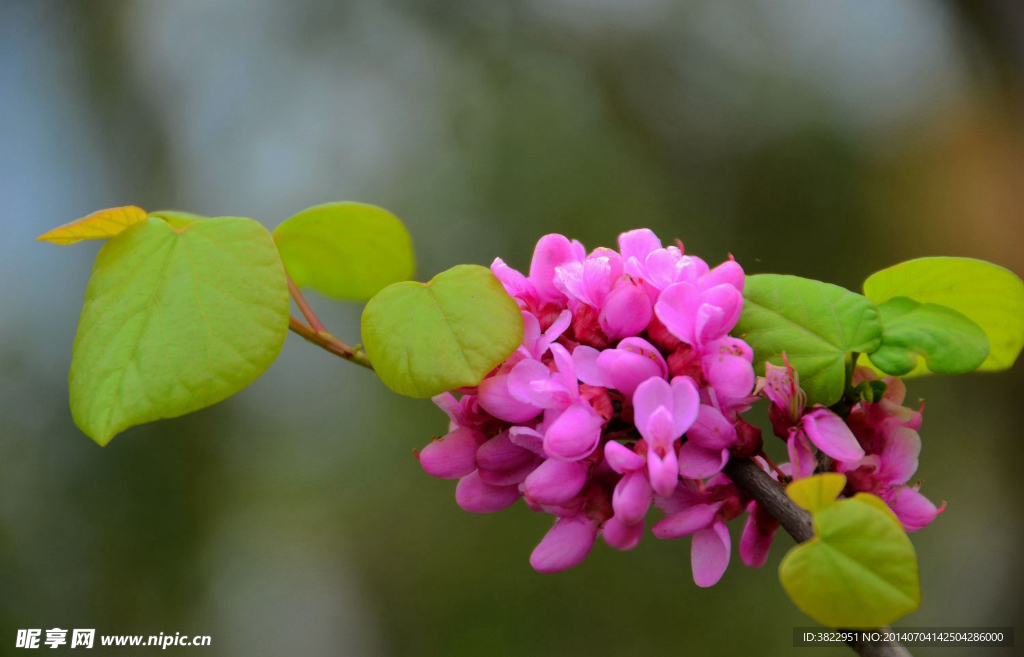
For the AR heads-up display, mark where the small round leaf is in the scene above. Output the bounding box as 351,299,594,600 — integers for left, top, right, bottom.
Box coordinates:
868,297,989,376
779,496,921,628
273,202,415,301
863,257,1024,373
361,264,524,398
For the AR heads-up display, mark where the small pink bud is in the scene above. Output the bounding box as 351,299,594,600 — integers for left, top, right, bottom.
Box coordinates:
419,428,484,479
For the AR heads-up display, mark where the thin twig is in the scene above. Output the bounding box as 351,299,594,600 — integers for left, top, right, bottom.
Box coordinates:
723,458,912,657
284,271,372,369
288,316,373,370
287,274,329,334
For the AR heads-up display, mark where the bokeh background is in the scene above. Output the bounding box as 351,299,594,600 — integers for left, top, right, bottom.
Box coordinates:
2,1,1023,655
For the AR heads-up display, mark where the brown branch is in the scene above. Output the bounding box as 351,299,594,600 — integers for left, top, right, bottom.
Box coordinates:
288,316,373,370
723,458,912,657
284,271,372,369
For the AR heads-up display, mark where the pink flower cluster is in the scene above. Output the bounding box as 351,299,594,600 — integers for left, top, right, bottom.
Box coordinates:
417,230,943,584
763,358,945,532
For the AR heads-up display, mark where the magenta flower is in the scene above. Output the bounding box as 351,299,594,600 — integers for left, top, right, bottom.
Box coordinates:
418,427,484,479
654,282,744,349
800,407,865,462
508,343,605,461
554,247,622,309
477,309,571,422
652,478,746,587
573,336,669,398
605,440,653,526
530,514,601,573
455,470,522,513
529,234,586,304
632,376,701,497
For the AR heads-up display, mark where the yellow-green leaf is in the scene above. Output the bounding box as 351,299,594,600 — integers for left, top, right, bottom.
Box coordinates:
863,257,1024,373
361,264,523,398
273,202,415,302
37,206,148,245
733,274,882,406
786,473,847,513
70,217,290,445
780,496,920,628
149,210,206,229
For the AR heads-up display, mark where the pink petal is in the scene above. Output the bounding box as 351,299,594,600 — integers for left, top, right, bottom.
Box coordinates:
632,377,674,437
652,501,722,539
616,337,669,377
700,259,745,292
549,343,579,394
530,515,599,573
524,459,589,505
694,284,744,343
508,425,546,455
529,234,579,303
645,406,678,449
419,428,482,479
618,228,662,266
654,282,700,345
491,257,536,302
801,407,865,462
508,359,569,409
455,471,521,513
612,470,654,525
886,486,943,532
687,404,739,450
878,426,921,486
478,456,540,486
477,374,541,423
670,376,701,436
691,521,732,587
535,309,572,358
647,448,680,498
763,360,805,420
603,516,645,551
599,279,653,339
572,345,611,387
476,431,536,471
740,503,779,568
597,350,663,398
787,430,817,480
543,402,603,461
431,392,468,430
604,440,646,473
677,442,729,479
703,353,755,401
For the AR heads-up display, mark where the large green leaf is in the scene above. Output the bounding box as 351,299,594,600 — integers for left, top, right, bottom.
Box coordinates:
868,297,989,376
780,494,920,628
149,210,206,228
733,275,882,406
361,264,523,398
863,257,1024,373
273,202,415,302
70,217,290,445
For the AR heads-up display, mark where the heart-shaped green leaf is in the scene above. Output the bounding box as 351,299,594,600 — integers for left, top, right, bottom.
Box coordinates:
70,217,290,445
149,210,206,228
868,297,989,376
863,257,1024,374
361,264,523,398
273,202,415,302
780,495,921,629
733,274,882,406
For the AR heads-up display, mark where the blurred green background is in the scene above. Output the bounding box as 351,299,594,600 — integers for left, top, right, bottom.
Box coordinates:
2,1,1022,655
